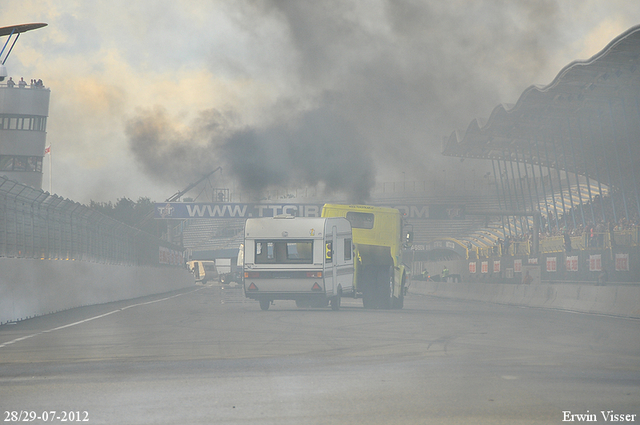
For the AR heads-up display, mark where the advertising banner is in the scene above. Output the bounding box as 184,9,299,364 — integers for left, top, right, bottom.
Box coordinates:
615,253,629,271
589,254,602,272
481,261,488,274
154,203,466,220
514,259,522,273
546,256,557,272
566,255,579,272
155,203,323,219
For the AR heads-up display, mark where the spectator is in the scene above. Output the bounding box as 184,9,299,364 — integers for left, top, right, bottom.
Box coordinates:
597,268,608,286
563,231,572,253
18,77,26,88
6,77,15,88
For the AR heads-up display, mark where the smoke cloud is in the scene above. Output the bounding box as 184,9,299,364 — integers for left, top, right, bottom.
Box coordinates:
126,0,591,200
126,99,375,202
4,0,635,203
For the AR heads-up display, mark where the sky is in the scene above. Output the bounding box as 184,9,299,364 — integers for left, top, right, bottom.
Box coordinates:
2,0,639,204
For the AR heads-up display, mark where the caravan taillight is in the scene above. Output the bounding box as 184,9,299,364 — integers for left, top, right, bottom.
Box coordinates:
245,271,259,278
306,271,322,278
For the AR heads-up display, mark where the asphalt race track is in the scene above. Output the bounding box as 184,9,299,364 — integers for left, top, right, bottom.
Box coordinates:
1,284,638,424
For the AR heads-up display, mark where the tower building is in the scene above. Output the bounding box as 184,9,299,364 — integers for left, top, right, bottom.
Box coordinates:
0,23,49,190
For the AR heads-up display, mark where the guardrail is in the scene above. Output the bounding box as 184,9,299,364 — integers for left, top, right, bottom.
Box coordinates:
0,176,183,266
476,230,640,258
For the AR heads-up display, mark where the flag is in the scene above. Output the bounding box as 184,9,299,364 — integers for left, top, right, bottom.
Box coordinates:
44,146,51,154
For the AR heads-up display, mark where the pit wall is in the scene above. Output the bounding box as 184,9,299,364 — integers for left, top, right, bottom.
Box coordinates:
464,247,640,284
0,258,195,324
408,279,640,318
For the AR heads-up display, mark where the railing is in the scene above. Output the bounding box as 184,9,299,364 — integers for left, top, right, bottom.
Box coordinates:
478,229,640,258
0,176,184,266
0,80,49,90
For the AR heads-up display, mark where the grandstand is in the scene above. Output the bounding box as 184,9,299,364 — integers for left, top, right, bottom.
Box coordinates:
443,24,640,235
182,218,244,253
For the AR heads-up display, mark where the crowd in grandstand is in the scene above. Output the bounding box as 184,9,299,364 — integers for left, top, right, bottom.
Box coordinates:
492,192,639,255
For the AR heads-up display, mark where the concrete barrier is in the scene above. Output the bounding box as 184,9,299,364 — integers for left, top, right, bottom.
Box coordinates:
0,258,195,324
408,280,640,318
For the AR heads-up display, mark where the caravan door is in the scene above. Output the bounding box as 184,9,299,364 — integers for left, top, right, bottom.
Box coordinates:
323,224,338,297
330,225,338,296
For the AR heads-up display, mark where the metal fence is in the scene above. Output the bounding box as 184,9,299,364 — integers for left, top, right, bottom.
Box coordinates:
0,176,184,266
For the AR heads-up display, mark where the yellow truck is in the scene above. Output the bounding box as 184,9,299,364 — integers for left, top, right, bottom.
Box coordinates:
322,204,409,309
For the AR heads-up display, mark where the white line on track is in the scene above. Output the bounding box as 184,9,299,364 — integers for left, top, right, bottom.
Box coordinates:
0,287,203,349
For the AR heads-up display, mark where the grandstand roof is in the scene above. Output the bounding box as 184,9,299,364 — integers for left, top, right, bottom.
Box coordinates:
443,25,640,193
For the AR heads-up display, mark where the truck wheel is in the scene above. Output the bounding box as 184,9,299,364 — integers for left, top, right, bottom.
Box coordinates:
385,266,394,310
393,286,404,309
259,300,270,311
374,265,394,309
362,287,374,309
392,274,406,309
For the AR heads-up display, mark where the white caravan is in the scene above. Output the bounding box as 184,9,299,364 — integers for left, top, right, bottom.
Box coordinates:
243,216,354,310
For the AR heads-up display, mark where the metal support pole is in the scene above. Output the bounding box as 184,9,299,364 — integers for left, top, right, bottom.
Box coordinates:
551,138,568,229
588,114,607,221
542,141,560,232
567,118,586,227
596,109,617,223
577,117,597,223
520,146,536,221
626,97,640,218
497,159,513,237
505,150,523,235
534,139,552,233
510,147,529,233
492,159,508,238
528,140,542,214
560,129,577,229
608,100,630,221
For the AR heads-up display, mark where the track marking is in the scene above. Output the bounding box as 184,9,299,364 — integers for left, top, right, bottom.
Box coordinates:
0,287,203,349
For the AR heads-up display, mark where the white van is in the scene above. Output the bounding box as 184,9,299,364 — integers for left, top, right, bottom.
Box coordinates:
243,216,354,310
187,260,218,284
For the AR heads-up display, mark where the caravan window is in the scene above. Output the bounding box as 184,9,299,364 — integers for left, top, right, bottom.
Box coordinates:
255,240,313,264
344,238,352,260
346,212,374,229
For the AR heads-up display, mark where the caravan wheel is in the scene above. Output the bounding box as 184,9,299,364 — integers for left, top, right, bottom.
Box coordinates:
331,287,342,311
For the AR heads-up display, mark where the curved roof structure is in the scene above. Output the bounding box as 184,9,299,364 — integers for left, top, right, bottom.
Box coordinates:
0,23,47,37
443,25,640,199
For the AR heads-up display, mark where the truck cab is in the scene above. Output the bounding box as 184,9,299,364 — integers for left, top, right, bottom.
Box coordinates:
322,204,408,309
243,215,354,310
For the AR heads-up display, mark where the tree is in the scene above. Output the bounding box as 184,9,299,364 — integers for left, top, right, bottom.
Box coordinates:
89,197,158,235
